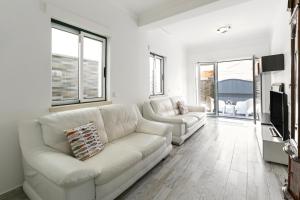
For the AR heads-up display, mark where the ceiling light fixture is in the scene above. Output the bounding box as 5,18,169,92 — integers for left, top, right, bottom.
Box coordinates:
217,25,231,34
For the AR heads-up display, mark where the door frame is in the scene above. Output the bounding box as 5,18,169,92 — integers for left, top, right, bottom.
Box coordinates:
197,62,218,116
252,56,263,124
197,58,257,121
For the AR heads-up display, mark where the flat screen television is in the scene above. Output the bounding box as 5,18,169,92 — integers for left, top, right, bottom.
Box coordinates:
270,91,289,141
262,54,284,72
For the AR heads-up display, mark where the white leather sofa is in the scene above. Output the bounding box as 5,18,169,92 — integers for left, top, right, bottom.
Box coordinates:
18,104,172,200
143,97,207,145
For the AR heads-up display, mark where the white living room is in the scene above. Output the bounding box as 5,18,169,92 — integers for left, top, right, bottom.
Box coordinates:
0,0,299,200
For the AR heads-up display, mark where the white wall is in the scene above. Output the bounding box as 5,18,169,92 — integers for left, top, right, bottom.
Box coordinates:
0,0,187,195
0,0,50,194
254,0,290,114
270,0,291,102
147,29,187,99
186,34,271,105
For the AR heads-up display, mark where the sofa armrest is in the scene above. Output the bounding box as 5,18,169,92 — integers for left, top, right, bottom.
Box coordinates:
24,147,100,187
136,119,172,137
187,105,206,112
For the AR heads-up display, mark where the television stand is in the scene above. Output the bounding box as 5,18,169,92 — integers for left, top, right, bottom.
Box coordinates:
256,124,288,165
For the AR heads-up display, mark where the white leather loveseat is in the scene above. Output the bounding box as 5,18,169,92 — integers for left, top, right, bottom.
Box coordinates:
143,97,207,145
18,104,172,200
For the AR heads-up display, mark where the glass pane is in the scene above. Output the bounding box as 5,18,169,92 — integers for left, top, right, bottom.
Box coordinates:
198,64,215,114
154,57,162,94
149,56,154,95
51,27,79,105
217,60,254,119
83,36,103,99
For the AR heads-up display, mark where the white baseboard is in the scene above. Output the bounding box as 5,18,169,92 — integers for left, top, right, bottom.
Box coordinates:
0,185,23,200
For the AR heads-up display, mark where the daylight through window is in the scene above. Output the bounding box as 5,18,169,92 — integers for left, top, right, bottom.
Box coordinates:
149,53,164,96
51,20,107,106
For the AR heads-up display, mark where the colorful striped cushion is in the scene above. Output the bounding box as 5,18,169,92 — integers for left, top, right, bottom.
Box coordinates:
65,122,105,161
177,101,189,115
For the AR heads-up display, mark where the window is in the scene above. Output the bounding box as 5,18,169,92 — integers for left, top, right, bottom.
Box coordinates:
51,20,107,106
149,53,164,96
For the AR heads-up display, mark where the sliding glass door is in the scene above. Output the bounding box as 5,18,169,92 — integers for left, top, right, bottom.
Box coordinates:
197,59,256,120
196,63,217,115
217,59,254,119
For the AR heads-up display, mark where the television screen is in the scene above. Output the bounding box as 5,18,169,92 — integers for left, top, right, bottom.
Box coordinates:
262,54,284,72
270,91,289,141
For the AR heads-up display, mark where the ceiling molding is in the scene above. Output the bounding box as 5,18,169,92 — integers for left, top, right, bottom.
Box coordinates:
138,0,251,29
108,0,139,23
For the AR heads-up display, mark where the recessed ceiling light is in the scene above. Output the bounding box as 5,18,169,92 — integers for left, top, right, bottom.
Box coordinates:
217,25,231,34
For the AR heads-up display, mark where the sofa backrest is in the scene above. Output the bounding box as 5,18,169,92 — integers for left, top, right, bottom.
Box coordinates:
39,107,108,155
99,104,139,142
150,98,176,116
19,120,46,156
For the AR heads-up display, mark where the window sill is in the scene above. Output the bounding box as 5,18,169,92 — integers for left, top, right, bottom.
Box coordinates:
149,94,166,99
49,100,112,112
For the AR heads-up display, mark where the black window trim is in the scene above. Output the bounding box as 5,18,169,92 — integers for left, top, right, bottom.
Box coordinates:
149,52,165,96
51,19,108,107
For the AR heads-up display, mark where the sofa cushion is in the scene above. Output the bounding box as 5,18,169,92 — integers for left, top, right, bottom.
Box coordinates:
150,98,176,116
39,108,108,155
84,143,142,185
171,115,199,128
112,133,166,158
65,122,105,161
185,112,206,121
100,104,139,142
170,96,184,115
177,101,189,115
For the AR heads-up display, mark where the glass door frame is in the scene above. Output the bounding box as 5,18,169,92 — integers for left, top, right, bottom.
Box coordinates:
253,55,262,124
197,57,257,122
196,62,218,116
252,56,258,124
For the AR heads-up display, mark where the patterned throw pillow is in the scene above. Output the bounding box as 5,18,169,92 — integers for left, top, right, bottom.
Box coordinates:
65,122,104,161
177,101,189,115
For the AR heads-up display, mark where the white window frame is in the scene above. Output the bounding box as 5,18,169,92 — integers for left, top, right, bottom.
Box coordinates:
51,20,107,106
150,53,165,96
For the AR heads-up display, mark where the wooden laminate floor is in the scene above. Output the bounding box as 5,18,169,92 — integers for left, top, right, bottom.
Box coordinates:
4,118,287,200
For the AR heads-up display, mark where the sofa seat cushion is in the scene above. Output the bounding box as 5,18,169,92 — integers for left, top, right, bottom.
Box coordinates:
84,143,142,185
185,112,206,121
112,133,166,158
171,115,199,128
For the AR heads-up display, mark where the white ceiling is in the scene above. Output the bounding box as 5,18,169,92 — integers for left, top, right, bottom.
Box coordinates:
111,0,176,16
160,0,280,47
112,0,281,48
